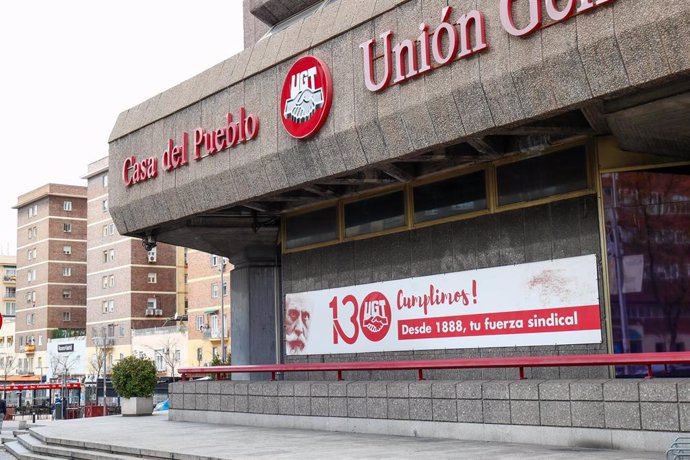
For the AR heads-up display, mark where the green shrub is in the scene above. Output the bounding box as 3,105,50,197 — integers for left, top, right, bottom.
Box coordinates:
111,355,157,398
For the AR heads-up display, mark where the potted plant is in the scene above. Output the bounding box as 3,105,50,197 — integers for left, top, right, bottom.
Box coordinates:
111,355,158,416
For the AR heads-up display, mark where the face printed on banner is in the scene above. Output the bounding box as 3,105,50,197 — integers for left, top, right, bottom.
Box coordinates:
285,296,311,354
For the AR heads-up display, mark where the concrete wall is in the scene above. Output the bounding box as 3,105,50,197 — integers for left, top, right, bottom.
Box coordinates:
282,195,609,380
168,378,690,452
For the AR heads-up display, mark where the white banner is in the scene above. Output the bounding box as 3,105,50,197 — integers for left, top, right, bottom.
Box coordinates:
285,255,602,355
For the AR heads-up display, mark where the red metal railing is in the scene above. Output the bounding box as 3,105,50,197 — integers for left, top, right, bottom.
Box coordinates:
179,351,690,381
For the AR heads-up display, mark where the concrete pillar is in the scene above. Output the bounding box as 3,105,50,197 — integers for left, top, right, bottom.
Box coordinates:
230,245,281,379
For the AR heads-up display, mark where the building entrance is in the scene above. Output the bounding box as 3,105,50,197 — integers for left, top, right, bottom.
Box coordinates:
602,163,690,376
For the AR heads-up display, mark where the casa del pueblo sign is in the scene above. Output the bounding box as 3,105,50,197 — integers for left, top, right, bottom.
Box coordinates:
121,0,614,187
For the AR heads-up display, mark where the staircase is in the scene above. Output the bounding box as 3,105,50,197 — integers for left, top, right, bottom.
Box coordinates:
3,429,164,460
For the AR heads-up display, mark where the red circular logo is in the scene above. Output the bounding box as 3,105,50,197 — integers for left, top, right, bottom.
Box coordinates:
280,56,333,139
358,292,391,342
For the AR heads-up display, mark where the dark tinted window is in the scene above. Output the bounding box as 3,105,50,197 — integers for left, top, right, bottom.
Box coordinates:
413,171,487,223
345,191,405,237
497,146,588,206
285,206,338,249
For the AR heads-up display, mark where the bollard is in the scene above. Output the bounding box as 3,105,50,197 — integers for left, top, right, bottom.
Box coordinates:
32,412,36,424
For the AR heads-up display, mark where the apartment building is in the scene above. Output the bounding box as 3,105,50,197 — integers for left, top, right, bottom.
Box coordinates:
186,250,231,366
14,184,88,376
0,256,18,381
83,157,179,378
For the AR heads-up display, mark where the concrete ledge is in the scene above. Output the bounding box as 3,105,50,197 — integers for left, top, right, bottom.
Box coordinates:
169,409,672,453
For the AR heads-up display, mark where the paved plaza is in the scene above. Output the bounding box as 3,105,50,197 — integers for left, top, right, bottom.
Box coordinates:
0,412,663,459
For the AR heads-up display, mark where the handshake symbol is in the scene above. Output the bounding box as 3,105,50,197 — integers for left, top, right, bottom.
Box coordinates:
284,87,325,123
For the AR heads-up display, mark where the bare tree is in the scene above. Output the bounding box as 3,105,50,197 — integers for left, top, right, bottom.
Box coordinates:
0,353,16,398
145,336,181,379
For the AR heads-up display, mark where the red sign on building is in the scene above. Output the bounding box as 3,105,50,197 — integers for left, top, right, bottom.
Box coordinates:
280,56,333,139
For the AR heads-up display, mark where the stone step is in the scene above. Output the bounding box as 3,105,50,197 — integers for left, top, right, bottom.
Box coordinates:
17,434,140,460
27,430,174,460
4,440,55,460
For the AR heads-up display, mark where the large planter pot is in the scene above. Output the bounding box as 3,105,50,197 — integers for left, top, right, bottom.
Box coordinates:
120,397,153,416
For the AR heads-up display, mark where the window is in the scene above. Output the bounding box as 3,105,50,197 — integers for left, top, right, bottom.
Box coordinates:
25,292,31,304
102,225,109,237
63,201,72,211
344,191,406,238
102,276,108,289
211,283,219,299
285,206,338,249
33,204,38,216
184,274,188,284
63,245,72,255
109,223,115,235
413,170,487,223
5,287,15,298
147,272,157,283
27,228,32,240
27,271,33,282
38,336,43,346
62,288,71,299
31,291,35,302
102,301,108,313
109,275,115,288
147,298,157,309
26,313,33,325
175,350,181,362
32,227,37,238
222,281,228,297
109,249,115,261
196,315,203,331
108,324,115,337
63,267,71,277
5,302,15,316
155,351,164,371
496,145,588,207
63,223,72,233
27,249,32,261
19,336,24,346
63,311,71,321
32,248,37,259
102,199,108,212
28,207,33,218
103,174,108,188
119,325,125,337
211,255,219,267
108,300,114,312
103,250,108,263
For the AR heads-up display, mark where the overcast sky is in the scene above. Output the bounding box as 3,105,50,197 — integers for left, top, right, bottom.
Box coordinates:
0,1,244,255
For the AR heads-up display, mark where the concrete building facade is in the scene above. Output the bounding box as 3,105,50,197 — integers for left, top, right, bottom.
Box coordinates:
108,0,690,450
14,184,88,377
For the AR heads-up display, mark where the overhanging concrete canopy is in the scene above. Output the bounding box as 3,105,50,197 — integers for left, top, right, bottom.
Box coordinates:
108,0,690,253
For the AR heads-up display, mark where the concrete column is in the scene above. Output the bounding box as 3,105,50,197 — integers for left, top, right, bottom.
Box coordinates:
230,245,281,379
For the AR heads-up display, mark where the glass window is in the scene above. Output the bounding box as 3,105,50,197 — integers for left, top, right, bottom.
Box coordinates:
62,289,71,299
196,316,203,331
109,275,115,287
496,146,588,206
211,255,219,267
108,300,114,312
103,174,108,188
102,276,108,289
147,298,157,309
102,199,108,212
413,170,487,223
285,206,338,249
148,272,157,283
344,191,405,237
63,267,71,277
63,201,72,211
109,249,115,261
211,284,219,299
5,302,15,316
63,223,72,232
63,312,71,321
102,301,108,313
102,225,109,237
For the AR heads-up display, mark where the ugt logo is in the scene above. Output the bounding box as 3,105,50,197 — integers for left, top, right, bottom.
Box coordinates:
280,56,333,139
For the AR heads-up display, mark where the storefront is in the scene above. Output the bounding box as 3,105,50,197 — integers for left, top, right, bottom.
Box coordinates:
108,0,690,378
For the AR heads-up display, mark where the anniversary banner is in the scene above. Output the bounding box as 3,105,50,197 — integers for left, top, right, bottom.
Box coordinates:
285,254,602,356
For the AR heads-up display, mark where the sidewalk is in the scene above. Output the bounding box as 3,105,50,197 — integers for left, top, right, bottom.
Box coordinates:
15,412,661,459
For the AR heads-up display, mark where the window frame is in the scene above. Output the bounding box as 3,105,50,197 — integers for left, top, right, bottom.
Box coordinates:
63,201,73,211
281,141,595,254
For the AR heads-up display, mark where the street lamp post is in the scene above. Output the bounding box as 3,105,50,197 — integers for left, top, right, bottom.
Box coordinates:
220,257,227,363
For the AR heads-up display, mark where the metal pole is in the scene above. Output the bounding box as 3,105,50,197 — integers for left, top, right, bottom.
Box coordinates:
220,257,226,363
102,341,107,416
